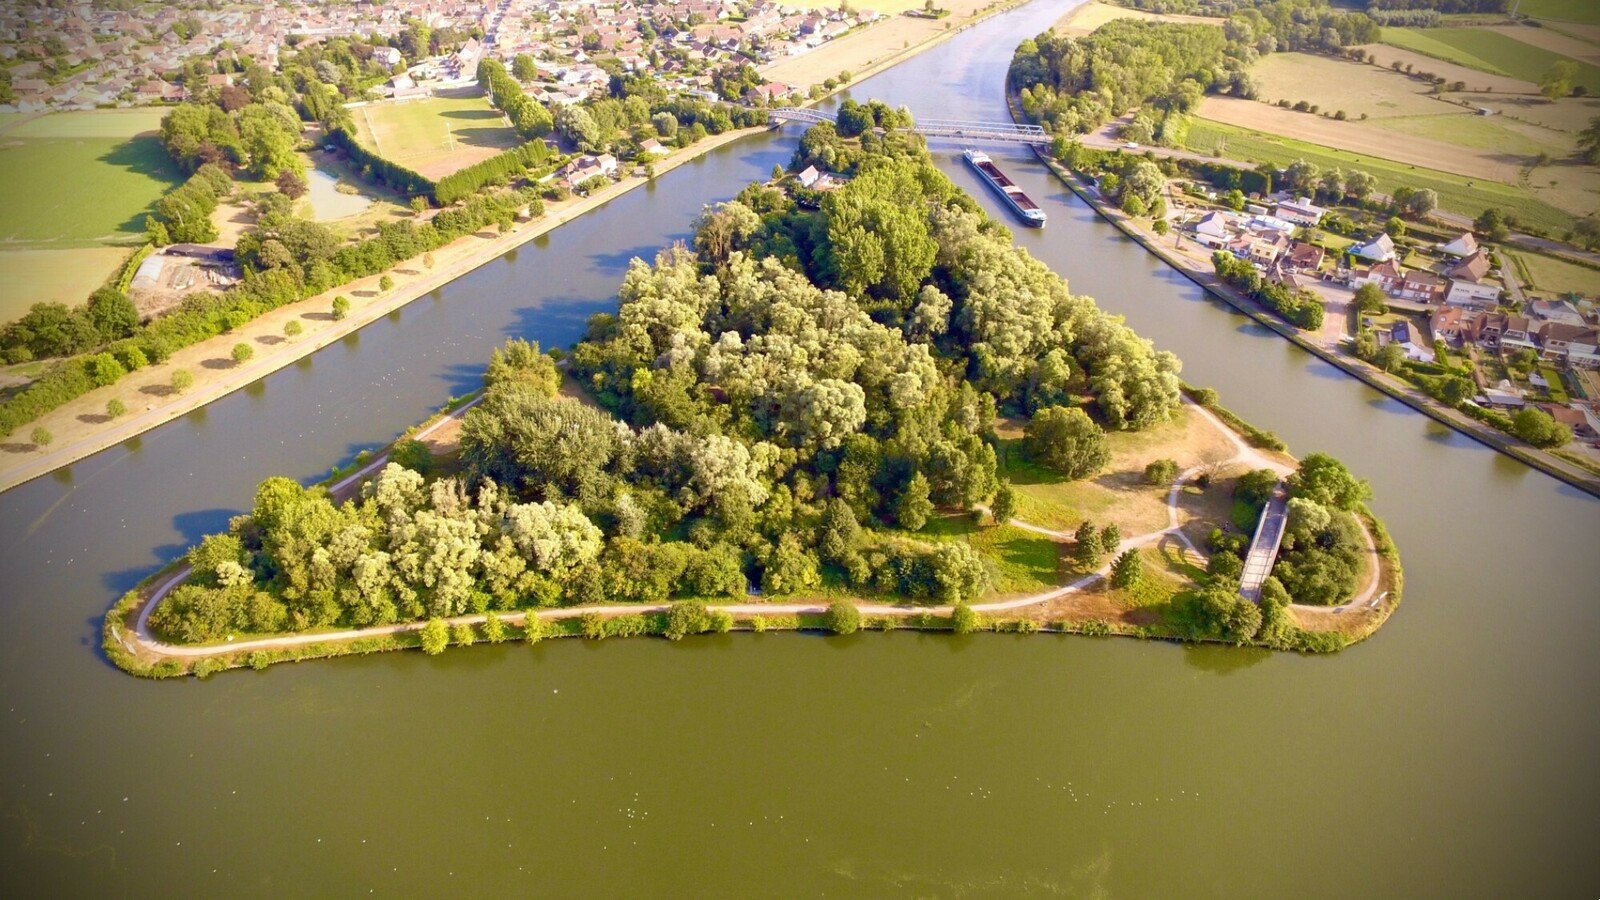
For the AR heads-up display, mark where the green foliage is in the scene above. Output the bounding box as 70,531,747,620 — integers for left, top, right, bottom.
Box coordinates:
284,319,303,338
172,368,194,392
664,600,711,640
1025,406,1109,480
1287,453,1370,510
106,398,127,418
332,296,351,321
950,601,982,634
30,426,52,447
1110,549,1143,589
231,342,254,364
1073,520,1103,569
483,611,508,643
420,618,449,654
1509,406,1571,449
991,479,1017,525
825,600,861,635
1143,458,1178,485
895,472,933,532
484,338,560,395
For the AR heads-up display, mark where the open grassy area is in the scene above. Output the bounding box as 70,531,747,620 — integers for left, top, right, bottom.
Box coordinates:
1181,117,1573,231
349,89,521,180
0,108,169,140
0,122,181,247
1382,27,1600,93
1054,0,1220,36
0,247,135,323
923,515,1062,595
1520,0,1600,26
1504,248,1600,298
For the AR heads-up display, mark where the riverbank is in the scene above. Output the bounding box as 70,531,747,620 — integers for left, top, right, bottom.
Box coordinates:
1005,96,1600,501
102,389,1400,679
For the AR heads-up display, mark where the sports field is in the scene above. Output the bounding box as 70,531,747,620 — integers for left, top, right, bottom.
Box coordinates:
1381,27,1600,94
349,90,520,180
1180,118,1573,231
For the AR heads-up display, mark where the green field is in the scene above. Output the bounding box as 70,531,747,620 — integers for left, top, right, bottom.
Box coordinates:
1505,249,1600,298
0,247,135,323
1182,118,1572,232
350,91,520,179
0,134,182,246
1382,27,1600,93
1519,0,1600,25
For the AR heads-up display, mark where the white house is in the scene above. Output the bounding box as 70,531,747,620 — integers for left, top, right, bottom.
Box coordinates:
1437,232,1478,258
1352,233,1396,262
1273,196,1325,226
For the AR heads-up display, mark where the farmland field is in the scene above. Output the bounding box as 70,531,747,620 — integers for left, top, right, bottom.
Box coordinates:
348,89,521,180
1519,0,1600,26
1180,118,1573,231
1381,27,1600,94
1054,0,1220,36
0,247,133,324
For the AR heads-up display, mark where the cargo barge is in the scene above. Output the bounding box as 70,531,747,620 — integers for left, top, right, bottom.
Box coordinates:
962,149,1046,227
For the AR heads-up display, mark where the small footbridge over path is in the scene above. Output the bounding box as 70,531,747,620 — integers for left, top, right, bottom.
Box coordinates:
1239,483,1289,603
768,107,1048,145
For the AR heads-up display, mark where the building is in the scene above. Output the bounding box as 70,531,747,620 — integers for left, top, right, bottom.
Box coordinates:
1354,259,1405,295
1400,271,1447,304
1443,251,1500,309
1352,233,1397,263
1437,232,1479,258
1273,196,1326,226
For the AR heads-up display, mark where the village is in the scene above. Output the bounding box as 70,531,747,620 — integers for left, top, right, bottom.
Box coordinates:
1164,187,1600,454
0,0,896,113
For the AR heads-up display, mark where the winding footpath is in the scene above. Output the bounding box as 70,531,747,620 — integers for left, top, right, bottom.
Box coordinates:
116,400,1386,664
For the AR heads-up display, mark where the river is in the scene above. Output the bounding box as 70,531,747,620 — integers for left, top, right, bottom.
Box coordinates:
2,1,1598,894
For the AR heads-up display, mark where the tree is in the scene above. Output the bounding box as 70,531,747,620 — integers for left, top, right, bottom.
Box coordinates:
379,274,394,292
512,53,538,82
276,169,307,200
1109,549,1142,589
231,342,254,364
420,618,449,654
1405,188,1437,219
825,600,860,635
1288,452,1370,510
1353,282,1388,315
1100,523,1121,552
664,600,711,640
106,398,126,418
284,320,303,338
1474,207,1510,242
1385,216,1406,238
991,480,1016,525
1344,170,1375,200
951,602,981,634
86,288,139,342
895,472,932,531
1144,458,1178,485
1540,61,1578,100
1072,520,1102,569
1579,116,1600,166
555,105,602,152
172,369,194,392
30,427,52,447
1025,406,1109,480
332,296,351,320
1510,407,1571,449
483,612,508,643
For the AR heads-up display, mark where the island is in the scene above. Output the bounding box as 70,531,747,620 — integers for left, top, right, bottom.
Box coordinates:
104,122,1401,678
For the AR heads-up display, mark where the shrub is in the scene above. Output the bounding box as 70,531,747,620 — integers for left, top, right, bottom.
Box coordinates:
483,611,508,643
951,602,982,634
1144,458,1179,485
30,427,52,447
580,611,606,639
284,320,303,338
1110,550,1142,589
378,275,394,292
420,618,449,654
332,296,350,320
106,398,127,418
825,600,860,635
451,622,476,646
664,600,711,640
172,368,194,392
231,343,254,364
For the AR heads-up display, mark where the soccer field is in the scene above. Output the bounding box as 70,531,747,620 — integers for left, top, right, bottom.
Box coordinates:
349,91,521,180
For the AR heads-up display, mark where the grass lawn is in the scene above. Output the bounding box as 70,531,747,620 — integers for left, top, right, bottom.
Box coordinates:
1181,118,1572,232
1520,0,1600,25
0,247,135,324
1382,27,1600,93
923,515,1062,595
0,133,182,246
1503,249,1600,298
349,89,521,180
0,108,169,140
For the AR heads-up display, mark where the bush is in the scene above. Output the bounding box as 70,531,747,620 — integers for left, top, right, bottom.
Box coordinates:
332,296,350,320
420,618,449,654
379,275,394,292
172,368,194,392
825,600,860,635
231,342,253,364
664,600,711,640
1025,406,1109,479
31,426,53,447
1144,458,1179,485
284,320,303,338
106,398,126,418
951,602,982,634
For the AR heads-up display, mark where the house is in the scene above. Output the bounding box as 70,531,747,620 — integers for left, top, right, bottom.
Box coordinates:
1379,321,1434,362
1430,306,1467,342
1273,196,1325,226
1444,251,1500,309
1192,211,1233,247
1248,213,1296,235
561,153,619,189
374,46,402,67
1353,259,1405,295
1500,315,1536,352
1437,232,1479,258
1400,270,1447,304
1284,241,1325,273
1352,233,1396,263
636,138,666,158
1527,299,1586,327
1538,404,1597,440
1535,322,1600,367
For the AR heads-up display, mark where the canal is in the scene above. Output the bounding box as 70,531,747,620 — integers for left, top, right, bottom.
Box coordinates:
1,0,1597,894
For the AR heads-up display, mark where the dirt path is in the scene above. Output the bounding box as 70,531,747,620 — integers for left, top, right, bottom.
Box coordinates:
117,398,1382,664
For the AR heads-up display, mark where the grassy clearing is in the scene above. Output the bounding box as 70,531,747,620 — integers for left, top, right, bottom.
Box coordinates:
1503,249,1600,297
0,133,181,246
1381,27,1600,93
349,90,521,180
923,515,1062,595
0,247,135,323
1181,118,1572,231
0,108,169,140
1250,53,1447,120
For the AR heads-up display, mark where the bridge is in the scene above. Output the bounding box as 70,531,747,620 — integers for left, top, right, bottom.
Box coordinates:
768,108,1048,145
1238,483,1289,603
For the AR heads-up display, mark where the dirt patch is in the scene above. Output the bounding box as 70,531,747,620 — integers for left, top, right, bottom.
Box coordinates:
759,0,997,92
1196,95,1520,181
1055,0,1220,36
